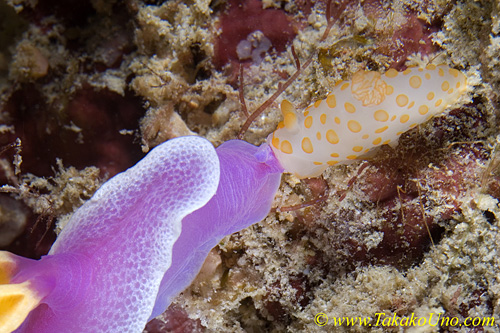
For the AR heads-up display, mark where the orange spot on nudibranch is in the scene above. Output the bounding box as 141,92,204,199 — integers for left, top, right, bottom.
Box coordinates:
302,137,313,153
400,114,410,123
344,102,356,113
409,76,422,88
385,68,398,78
304,116,313,128
375,126,388,133
272,136,280,149
281,140,293,154
441,81,450,91
396,94,409,107
372,137,382,145
314,100,322,108
326,94,336,108
353,146,363,152
326,130,339,144
374,109,389,122
418,105,429,115
347,120,362,133
320,113,327,124
449,68,460,77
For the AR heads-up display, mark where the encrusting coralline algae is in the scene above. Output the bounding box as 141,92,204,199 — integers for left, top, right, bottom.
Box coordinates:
0,0,499,332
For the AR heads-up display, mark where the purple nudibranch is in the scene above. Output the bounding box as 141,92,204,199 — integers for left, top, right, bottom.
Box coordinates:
0,136,282,332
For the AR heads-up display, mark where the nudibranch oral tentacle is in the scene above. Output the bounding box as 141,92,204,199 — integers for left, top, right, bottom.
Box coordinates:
267,65,468,178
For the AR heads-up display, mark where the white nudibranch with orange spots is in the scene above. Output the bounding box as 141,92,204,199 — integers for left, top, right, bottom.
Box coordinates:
267,64,467,178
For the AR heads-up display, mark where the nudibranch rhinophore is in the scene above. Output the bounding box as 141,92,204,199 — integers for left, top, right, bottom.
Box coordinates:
268,65,468,178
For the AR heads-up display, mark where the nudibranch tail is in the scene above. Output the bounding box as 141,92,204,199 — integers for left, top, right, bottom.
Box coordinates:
268,65,467,178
